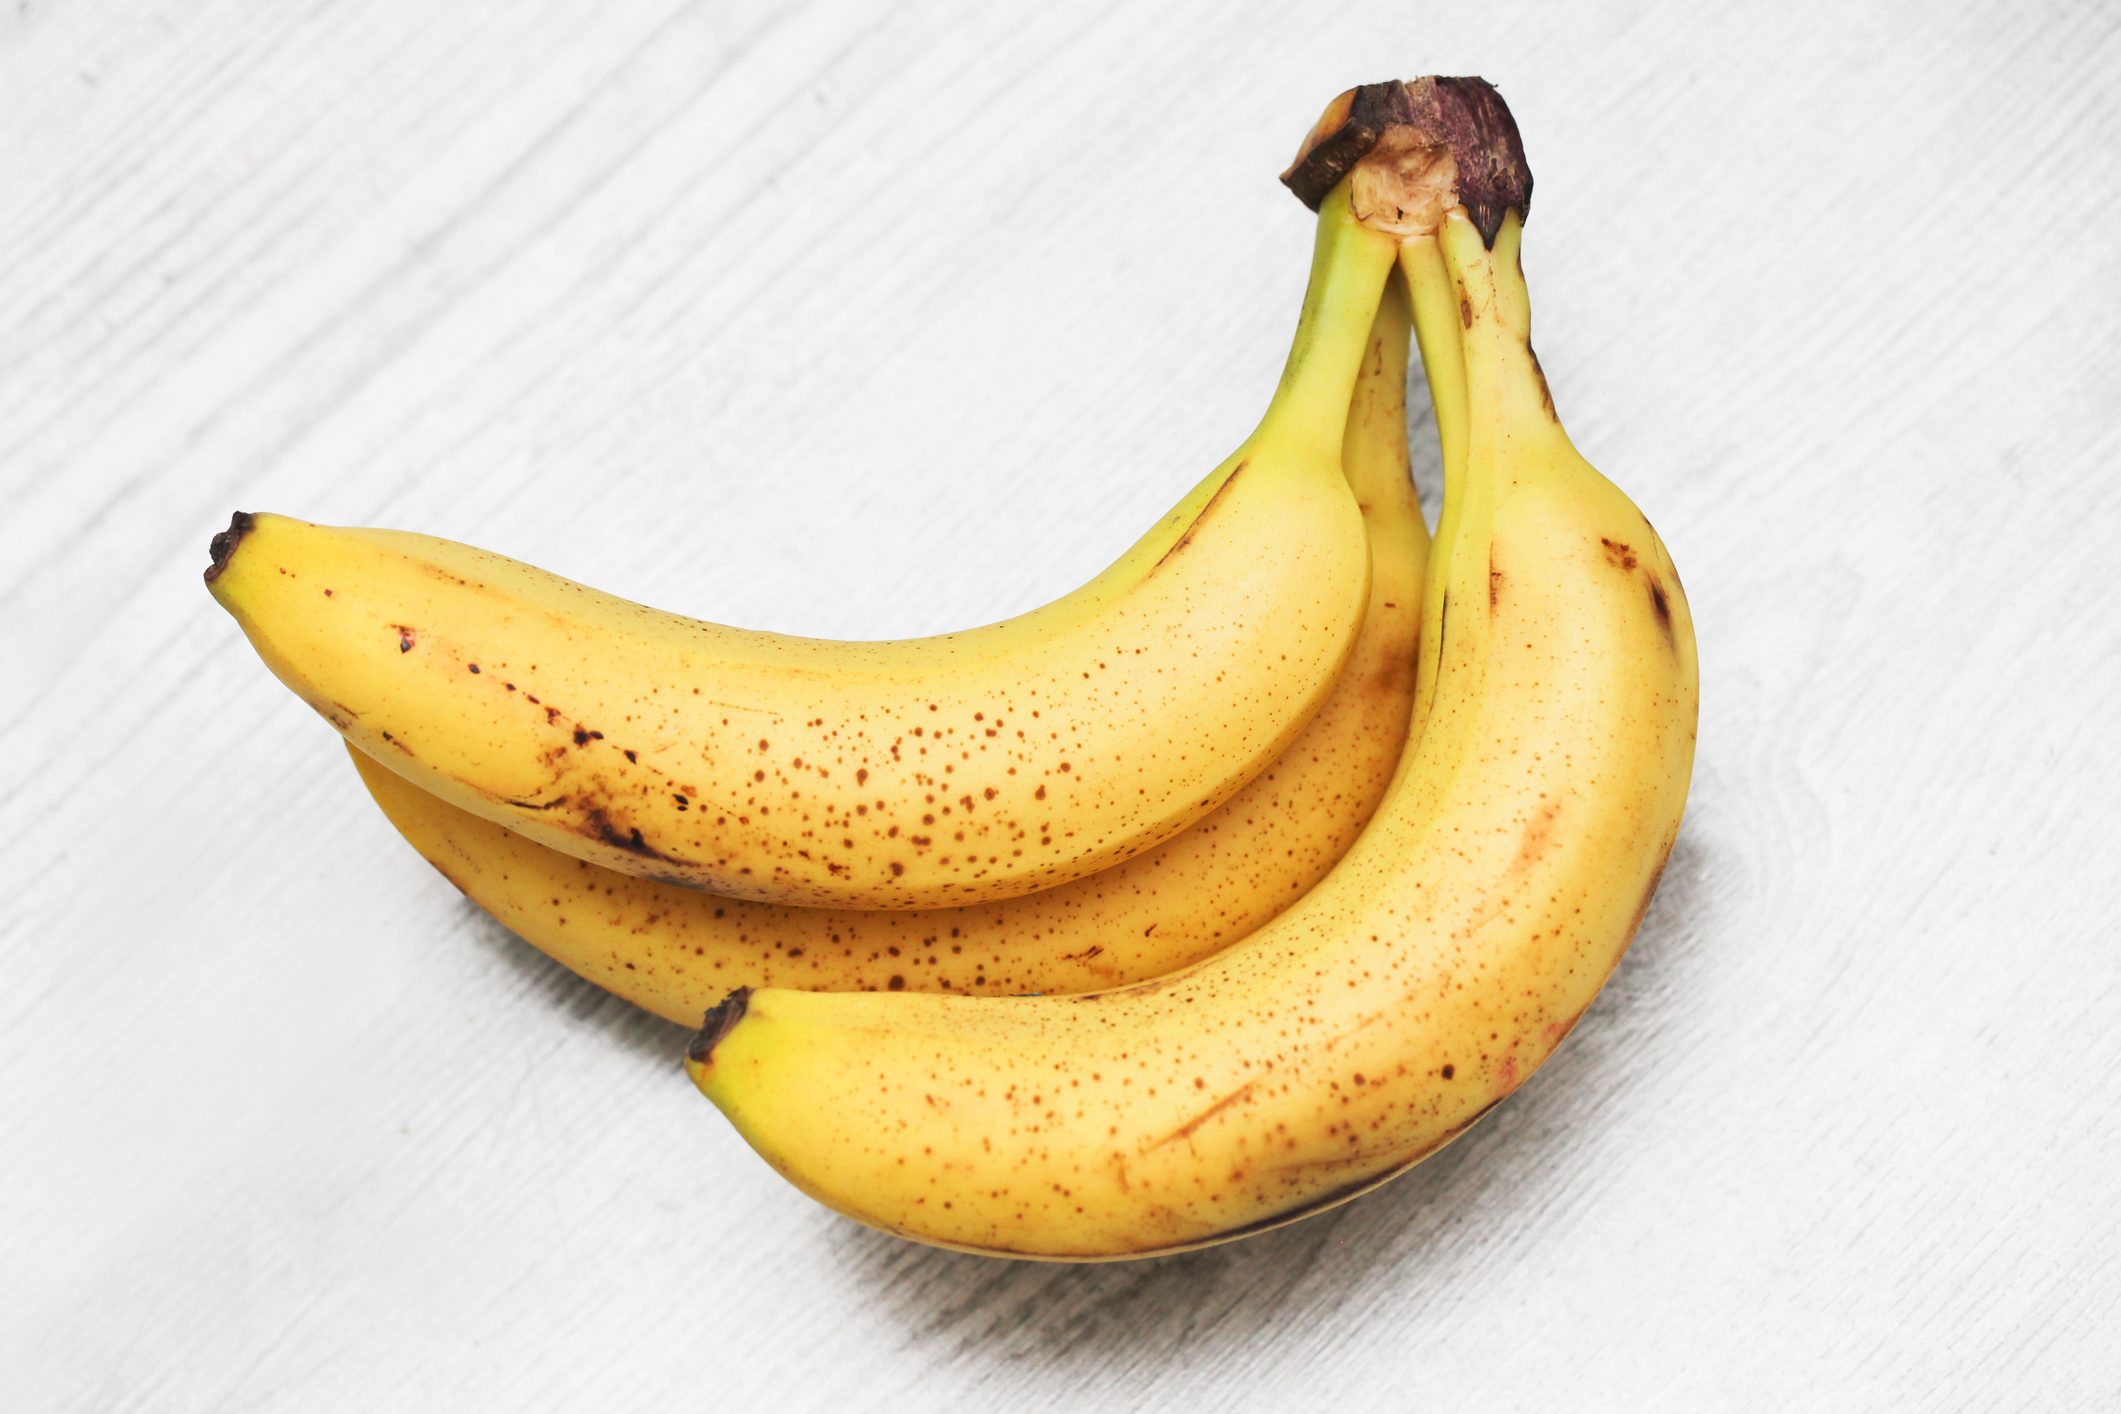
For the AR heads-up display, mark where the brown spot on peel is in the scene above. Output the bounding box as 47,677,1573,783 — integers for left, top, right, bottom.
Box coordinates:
1600,538,1678,648
1526,340,1557,419
501,794,571,811
579,803,683,865
1513,800,1561,872
689,987,750,1064
1647,577,1676,648
204,511,254,583
1280,77,1532,248
1149,1082,1259,1150
1154,462,1246,570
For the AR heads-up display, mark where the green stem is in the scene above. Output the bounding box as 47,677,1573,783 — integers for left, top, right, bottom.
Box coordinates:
1250,182,1401,460
1398,234,1471,739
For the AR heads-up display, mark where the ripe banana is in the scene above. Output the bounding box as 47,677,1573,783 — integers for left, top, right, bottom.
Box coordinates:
346,275,1429,1019
683,77,1698,1260
205,193,1401,909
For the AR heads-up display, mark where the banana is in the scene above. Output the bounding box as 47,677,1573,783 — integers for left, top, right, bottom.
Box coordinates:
205,193,1401,909
345,275,1428,1020
683,78,1698,1260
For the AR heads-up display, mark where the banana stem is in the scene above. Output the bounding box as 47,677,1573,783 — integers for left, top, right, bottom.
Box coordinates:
1400,238,1468,486
1249,182,1402,462
1339,264,1413,481
1399,234,1469,736
1435,212,1569,449
1397,208,1568,748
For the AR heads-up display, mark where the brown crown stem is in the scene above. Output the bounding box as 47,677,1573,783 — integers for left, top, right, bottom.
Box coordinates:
1280,77,1532,248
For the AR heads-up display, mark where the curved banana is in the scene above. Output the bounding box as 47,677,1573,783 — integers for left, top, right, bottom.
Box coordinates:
346,276,1428,1019
684,78,1698,1260
206,193,1401,909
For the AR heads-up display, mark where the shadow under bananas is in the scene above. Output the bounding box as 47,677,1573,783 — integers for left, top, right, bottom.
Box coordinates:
450,902,694,1063
825,827,1719,1373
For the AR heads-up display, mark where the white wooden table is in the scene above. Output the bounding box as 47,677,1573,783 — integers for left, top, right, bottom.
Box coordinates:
6,1,2117,1407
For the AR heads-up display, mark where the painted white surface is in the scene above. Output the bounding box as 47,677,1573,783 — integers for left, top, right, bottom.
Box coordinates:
4,1,2117,1407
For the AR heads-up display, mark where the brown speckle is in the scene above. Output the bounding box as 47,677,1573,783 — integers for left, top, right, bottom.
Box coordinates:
1516,801,1562,873
580,804,681,864
1151,1082,1258,1149
1648,577,1676,648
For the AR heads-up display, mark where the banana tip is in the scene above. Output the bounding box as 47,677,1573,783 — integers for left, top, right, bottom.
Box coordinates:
205,511,256,585
689,986,752,1067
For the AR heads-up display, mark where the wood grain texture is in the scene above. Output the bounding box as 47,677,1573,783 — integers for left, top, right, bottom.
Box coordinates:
4,0,2118,1407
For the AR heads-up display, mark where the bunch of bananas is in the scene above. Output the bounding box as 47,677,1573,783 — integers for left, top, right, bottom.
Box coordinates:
209,76,1696,1261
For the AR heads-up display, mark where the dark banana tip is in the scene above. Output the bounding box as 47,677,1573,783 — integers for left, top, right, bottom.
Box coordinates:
689,987,752,1065
1280,76,1532,247
204,511,256,584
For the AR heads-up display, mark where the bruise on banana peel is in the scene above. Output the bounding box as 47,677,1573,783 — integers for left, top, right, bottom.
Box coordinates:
1282,77,1531,247
683,78,1698,1262
1602,536,1681,651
